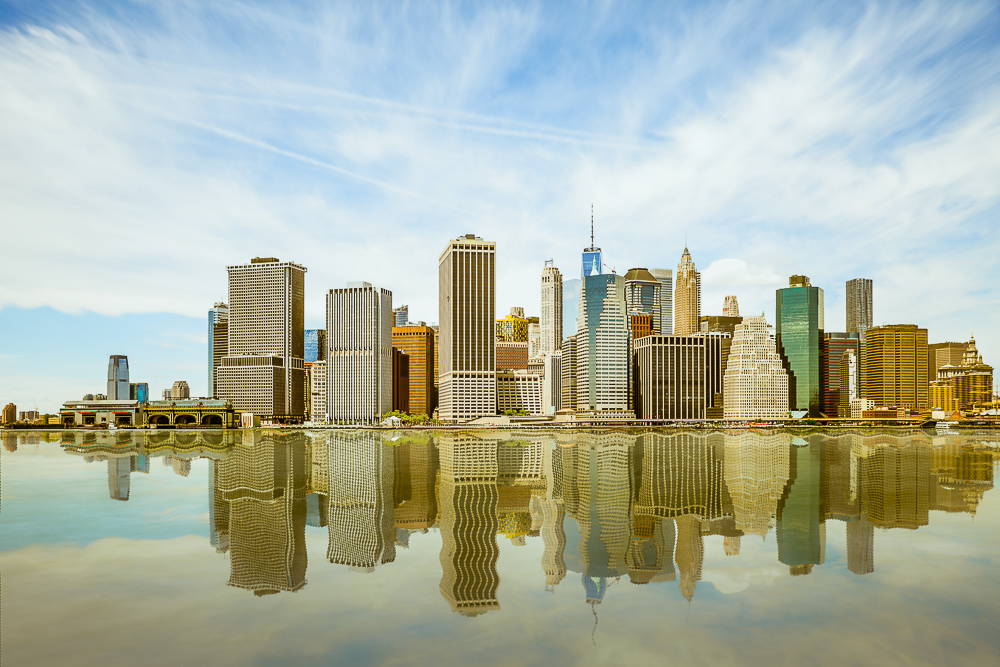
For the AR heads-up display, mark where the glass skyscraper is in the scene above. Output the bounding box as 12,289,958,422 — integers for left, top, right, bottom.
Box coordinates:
107,355,129,400
776,275,824,416
304,329,327,363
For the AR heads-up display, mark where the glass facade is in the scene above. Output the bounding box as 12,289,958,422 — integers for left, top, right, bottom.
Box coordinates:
776,282,824,415
107,355,129,400
582,249,602,278
304,329,327,363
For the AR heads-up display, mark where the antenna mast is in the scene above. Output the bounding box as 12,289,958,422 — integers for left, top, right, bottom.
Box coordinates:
591,204,594,248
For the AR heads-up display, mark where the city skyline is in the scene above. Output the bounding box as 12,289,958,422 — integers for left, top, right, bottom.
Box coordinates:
2,2,1000,411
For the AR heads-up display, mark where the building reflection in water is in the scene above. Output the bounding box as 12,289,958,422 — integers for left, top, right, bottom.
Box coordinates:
45,428,999,608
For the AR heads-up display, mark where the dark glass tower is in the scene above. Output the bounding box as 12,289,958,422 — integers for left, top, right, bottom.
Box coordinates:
776,275,825,416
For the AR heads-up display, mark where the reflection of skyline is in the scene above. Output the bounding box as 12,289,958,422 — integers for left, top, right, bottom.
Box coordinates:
38,429,1000,607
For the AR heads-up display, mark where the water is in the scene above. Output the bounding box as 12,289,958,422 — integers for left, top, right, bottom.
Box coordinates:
2,429,998,666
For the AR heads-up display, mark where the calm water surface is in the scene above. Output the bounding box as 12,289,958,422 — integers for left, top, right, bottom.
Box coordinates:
2,429,998,666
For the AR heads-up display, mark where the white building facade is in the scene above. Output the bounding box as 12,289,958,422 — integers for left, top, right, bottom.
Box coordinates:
723,316,789,420
496,371,543,415
327,282,393,425
542,351,562,415
576,273,631,411
540,261,563,357
310,360,328,423
838,349,858,418
651,268,673,335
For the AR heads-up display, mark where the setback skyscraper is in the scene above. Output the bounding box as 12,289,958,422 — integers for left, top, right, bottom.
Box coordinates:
723,296,739,318
438,235,496,423
577,273,631,412
218,257,306,420
540,261,563,357
327,282,393,425
723,315,789,420
776,275,825,416
674,248,701,335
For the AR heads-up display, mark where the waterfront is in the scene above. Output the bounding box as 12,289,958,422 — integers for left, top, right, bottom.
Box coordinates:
2,429,998,666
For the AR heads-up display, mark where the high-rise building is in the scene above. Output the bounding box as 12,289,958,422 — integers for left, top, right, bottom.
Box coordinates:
496,341,529,371
723,296,739,318
634,335,725,419
777,439,825,576
838,349,858,417
846,278,873,340
933,336,993,410
540,261,563,356
674,248,701,335
309,360,327,422
699,315,742,335
821,332,860,417
107,355,129,400
495,311,528,342
1,403,15,424
438,235,496,423
391,325,436,415
630,312,653,339
543,351,562,415
304,329,327,363
723,315,789,420
582,207,602,279
862,324,928,410
624,268,662,334
651,269,673,335
927,342,967,383
527,318,542,360
392,348,410,413
561,335,578,412
129,382,149,403
327,282,393,425
577,273,631,411
776,275,825,416
393,305,409,327
171,381,190,399
218,257,306,420
496,371,543,415
208,303,228,398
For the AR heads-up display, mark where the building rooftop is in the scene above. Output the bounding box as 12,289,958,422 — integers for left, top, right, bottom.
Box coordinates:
624,268,657,282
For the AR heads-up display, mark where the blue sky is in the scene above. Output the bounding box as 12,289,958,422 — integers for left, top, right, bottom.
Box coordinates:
1,0,998,411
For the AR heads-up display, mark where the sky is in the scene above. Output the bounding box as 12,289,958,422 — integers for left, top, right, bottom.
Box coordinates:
1,0,998,411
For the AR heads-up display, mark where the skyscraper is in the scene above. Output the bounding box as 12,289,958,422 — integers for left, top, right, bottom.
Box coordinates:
623,268,662,334
650,269,673,335
304,329,327,363
838,349,858,417
391,325,436,415
723,296,739,318
208,303,228,398
633,335,725,419
540,261,563,356
527,317,542,360
723,315,789,420
393,305,409,327
862,324,928,410
107,355,129,400
777,439,826,576
821,332,860,417
674,248,701,335
218,257,306,420
438,235,496,423
776,275,825,416
577,273,631,412
845,278,873,340
327,282,393,425
582,207,602,279
561,335,578,411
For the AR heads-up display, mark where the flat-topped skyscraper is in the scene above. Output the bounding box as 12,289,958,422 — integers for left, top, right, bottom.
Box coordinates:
218,257,306,420
776,275,825,416
207,303,228,398
107,355,129,400
438,235,496,423
846,279,873,340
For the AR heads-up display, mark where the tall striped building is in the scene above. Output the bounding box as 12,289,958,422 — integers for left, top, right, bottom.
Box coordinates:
326,282,393,425
674,248,701,335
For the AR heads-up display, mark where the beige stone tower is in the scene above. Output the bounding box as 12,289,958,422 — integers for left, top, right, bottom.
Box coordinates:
674,247,701,335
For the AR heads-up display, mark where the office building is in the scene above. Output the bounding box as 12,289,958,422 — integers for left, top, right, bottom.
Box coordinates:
928,342,967,383
624,268,662,334
208,303,229,397
393,305,409,327
634,335,725,419
561,335,578,411
496,371,543,415
304,329,327,363
723,296,739,318
129,382,149,403
496,311,528,342
496,341,529,371
651,269,673,335
527,318,541,360
631,312,653,339
391,325,436,415
1,403,15,424
309,360,327,422
218,257,306,420
171,381,190,399
723,315,789,420
582,208,602,279
776,275,825,416
438,235,497,423
107,355,129,400
543,351,562,415
863,324,928,410
699,315,742,336
674,248,701,335
540,261,563,356
392,348,410,413
846,278,873,339
821,332,860,417
327,282,393,425
934,336,993,410
838,349,858,417
577,273,631,411
19,410,40,422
